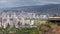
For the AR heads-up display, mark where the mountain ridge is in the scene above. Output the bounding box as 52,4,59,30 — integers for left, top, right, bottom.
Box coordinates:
2,4,60,15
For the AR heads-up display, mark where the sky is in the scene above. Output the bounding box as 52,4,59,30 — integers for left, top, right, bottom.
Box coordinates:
0,0,60,8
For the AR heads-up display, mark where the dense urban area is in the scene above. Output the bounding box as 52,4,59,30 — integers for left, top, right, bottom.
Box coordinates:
0,0,60,34
0,10,60,34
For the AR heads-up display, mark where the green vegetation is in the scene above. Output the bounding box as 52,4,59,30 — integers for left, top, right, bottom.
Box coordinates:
0,26,39,34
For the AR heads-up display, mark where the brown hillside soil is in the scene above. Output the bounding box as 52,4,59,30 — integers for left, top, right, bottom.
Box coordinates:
39,24,60,34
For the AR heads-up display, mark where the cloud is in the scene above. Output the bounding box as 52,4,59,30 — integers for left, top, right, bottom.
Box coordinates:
0,0,60,8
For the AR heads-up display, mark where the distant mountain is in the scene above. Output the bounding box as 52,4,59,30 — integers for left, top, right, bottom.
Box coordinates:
2,4,60,15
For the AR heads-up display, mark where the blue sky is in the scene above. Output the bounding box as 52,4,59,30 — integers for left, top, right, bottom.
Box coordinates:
0,0,60,8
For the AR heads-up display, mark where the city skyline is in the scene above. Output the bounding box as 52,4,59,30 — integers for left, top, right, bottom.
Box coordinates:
0,11,48,28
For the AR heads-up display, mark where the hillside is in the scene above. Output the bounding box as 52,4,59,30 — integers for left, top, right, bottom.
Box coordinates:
2,4,60,15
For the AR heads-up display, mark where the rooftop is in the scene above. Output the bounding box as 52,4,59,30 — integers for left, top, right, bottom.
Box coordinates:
48,17,60,20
